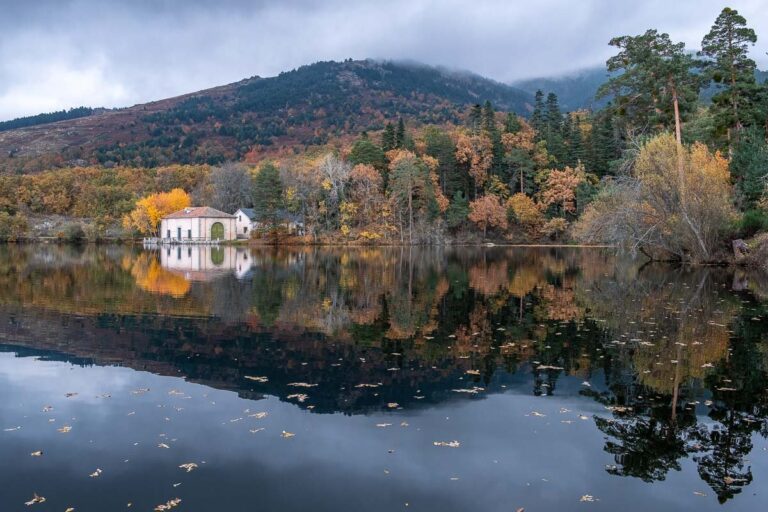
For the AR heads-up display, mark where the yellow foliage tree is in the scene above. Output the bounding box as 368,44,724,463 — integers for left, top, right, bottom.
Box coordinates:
123,188,191,236
507,192,544,234
574,134,737,262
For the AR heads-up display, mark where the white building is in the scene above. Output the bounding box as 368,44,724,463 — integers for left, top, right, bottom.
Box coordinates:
159,207,237,242
234,208,258,239
160,245,249,281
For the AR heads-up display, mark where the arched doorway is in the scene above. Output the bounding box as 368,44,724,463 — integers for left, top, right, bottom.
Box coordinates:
210,222,225,240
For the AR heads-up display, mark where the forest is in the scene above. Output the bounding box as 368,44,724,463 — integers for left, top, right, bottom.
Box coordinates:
1,8,768,263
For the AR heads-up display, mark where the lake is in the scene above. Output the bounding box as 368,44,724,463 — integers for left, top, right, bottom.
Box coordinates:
0,244,766,511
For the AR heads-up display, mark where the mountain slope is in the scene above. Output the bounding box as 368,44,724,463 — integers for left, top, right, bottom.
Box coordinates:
0,59,532,172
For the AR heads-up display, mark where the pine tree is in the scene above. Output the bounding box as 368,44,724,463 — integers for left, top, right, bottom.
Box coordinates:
349,137,386,172
544,92,566,164
531,91,545,136
589,111,618,176
545,93,562,134
444,190,469,229
423,126,463,197
568,116,587,167
468,104,483,133
731,126,768,208
481,101,496,133
395,118,406,148
700,8,759,147
504,112,521,134
599,29,702,139
382,123,396,152
252,162,284,234
481,101,504,175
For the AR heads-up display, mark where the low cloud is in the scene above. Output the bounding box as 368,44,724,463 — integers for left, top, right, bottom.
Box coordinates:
0,0,766,120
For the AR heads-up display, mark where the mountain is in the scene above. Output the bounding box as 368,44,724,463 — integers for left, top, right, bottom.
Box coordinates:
512,66,611,111
0,59,532,172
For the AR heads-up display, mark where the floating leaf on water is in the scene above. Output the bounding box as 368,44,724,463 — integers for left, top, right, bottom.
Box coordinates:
131,388,150,395
30,450,42,457
89,468,102,478
287,382,318,388
579,495,597,502
3,426,21,432
244,376,268,383
281,431,295,438
465,369,481,376
154,498,181,511
376,423,392,428
158,443,170,449
57,425,72,433
354,383,381,389
386,402,399,409
248,412,268,419
433,440,460,448
24,494,46,506
287,394,309,403
179,463,198,473
249,428,265,434
452,387,484,394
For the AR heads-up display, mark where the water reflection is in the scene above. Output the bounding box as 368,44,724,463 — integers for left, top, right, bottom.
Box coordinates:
0,244,766,509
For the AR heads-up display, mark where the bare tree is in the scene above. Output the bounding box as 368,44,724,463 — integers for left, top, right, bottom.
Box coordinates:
210,162,253,213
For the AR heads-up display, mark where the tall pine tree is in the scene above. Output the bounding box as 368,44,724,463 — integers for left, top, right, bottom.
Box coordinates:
700,8,759,148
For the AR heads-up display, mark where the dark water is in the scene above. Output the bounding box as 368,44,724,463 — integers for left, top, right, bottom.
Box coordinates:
0,244,767,511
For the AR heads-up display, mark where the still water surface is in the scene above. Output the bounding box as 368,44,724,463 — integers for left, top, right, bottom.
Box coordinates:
0,244,766,511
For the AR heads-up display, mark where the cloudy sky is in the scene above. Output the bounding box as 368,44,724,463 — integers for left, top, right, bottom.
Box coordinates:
1,0,767,121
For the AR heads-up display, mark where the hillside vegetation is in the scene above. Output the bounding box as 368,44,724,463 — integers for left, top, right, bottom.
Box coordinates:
0,60,530,173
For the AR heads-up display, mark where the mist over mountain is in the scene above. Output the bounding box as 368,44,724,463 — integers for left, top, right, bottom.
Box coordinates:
0,59,532,171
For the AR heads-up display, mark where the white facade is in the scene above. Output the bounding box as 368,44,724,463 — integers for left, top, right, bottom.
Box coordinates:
159,207,237,242
234,209,257,239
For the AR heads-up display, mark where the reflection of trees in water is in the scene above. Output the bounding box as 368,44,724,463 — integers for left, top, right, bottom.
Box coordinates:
580,265,768,503
1,244,767,502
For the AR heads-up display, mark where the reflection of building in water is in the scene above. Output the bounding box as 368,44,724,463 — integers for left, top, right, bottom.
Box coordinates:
160,245,254,282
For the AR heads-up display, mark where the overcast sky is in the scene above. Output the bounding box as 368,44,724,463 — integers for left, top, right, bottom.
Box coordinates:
1,0,767,121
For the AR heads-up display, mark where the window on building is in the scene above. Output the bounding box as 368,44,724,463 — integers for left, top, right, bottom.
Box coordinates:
188,229,192,239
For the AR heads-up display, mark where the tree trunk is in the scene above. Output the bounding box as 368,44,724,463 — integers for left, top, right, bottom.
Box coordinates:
672,85,710,261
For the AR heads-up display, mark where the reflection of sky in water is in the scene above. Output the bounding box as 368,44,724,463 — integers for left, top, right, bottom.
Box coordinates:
1,354,766,512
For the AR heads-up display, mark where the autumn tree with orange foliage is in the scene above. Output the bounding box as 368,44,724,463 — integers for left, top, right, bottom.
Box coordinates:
469,194,508,239
455,132,493,194
123,189,191,236
539,165,586,217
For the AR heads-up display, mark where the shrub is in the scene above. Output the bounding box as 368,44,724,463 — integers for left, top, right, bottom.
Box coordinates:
739,209,768,238
0,212,28,241
541,217,568,239
60,222,85,243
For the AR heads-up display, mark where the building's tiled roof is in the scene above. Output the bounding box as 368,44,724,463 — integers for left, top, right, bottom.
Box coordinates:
237,208,257,220
163,207,235,219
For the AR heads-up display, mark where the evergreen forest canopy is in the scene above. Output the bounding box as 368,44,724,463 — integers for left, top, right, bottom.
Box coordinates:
1,7,768,263
0,107,95,132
